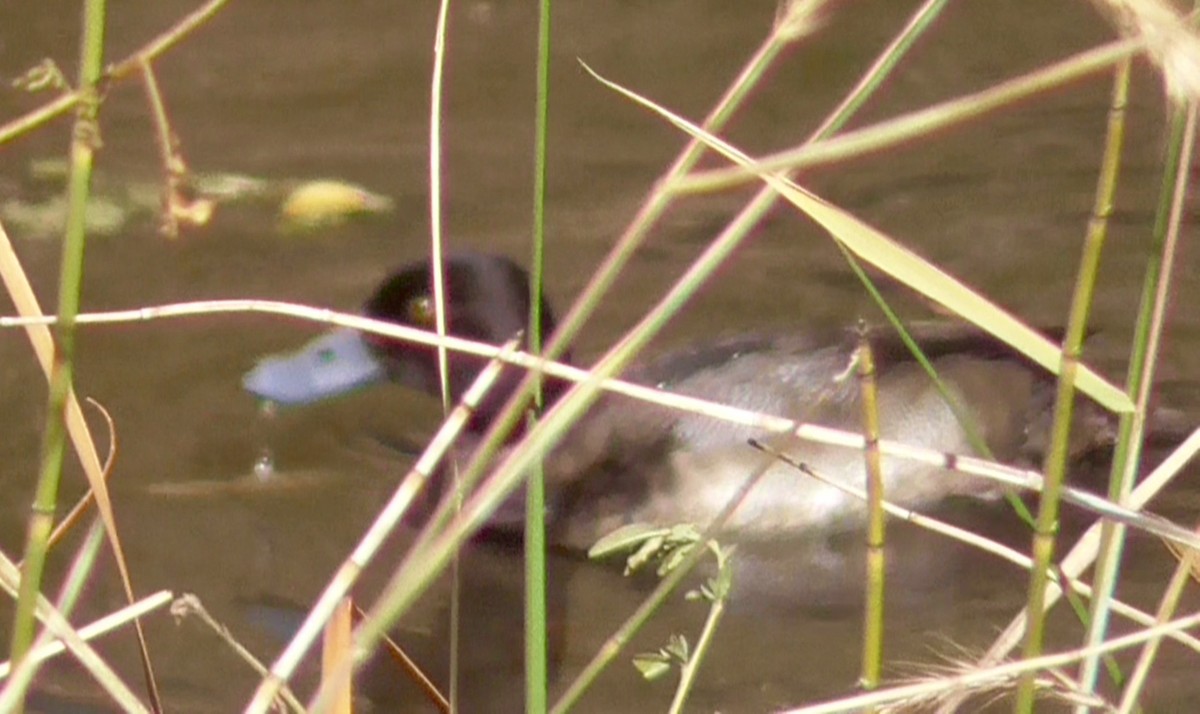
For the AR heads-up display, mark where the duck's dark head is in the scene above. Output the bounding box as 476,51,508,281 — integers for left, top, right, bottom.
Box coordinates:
243,254,564,427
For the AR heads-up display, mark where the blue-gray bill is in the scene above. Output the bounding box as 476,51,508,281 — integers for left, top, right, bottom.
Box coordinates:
242,327,386,405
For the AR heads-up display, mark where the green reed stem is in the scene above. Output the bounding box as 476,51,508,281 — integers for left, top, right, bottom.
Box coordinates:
806,0,950,141
667,546,732,714
553,545,706,714
2,519,105,706
1074,83,1196,711
1069,56,1137,708
11,0,106,686
1012,56,1130,714
856,329,885,700
1054,563,1124,690
525,0,552,711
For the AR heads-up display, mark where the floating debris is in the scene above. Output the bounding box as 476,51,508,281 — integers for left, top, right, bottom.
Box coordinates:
3,158,162,239
0,193,131,238
189,172,272,202
278,179,394,232
2,158,394,239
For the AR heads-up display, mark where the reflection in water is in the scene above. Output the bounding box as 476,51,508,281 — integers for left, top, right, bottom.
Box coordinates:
252,449,277,483
241,525,1014,711
252,400,279,482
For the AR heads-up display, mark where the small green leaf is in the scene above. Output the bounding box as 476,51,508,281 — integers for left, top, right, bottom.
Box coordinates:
665,523,702,546
656,540,698,576
666,634,690,663
633,653,672,681
712,566,733,600
588,523,667,560
627,534,666,574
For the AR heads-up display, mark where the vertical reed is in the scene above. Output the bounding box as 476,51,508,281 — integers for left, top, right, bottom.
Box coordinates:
525,0,555,711
11,2,108,700
1012,55,1129,714
857,329,885,702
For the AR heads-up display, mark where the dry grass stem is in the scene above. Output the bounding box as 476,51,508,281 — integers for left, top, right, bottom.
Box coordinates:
1115,529,1200,712
350,602,450,713
2,213,159,708
3,298,1195,549
138,59,211,237
425,1,460,707
932,428,1200,714
781,610,1200,713
1093,0,1200,100
583,60,1131,413
170,595,305,714
320,598,353,714
0,589,171,682
0,0,233,146
879,657,1108,713
0,550,170,714
673,37,1144,193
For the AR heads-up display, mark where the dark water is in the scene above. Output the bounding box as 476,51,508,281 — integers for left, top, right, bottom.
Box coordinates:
1,0,1198,711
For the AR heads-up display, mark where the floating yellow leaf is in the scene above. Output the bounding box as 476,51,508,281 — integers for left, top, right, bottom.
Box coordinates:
279,179,394,232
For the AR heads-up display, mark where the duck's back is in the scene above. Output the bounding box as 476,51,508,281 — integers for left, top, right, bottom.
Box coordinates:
541,325,1102,550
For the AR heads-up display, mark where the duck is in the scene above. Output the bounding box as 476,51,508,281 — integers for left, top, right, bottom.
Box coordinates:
242,253,1116,551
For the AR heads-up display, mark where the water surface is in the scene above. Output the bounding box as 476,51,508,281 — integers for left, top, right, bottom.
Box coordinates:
1,1,1197,711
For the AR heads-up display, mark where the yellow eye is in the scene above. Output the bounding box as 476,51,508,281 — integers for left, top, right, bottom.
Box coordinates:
406,295,436,326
